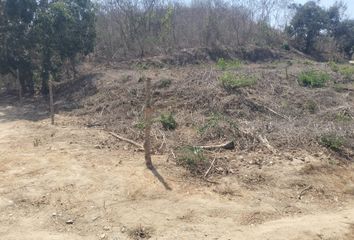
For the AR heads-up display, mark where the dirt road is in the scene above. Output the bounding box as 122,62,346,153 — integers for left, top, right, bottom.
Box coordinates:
0,99,353,240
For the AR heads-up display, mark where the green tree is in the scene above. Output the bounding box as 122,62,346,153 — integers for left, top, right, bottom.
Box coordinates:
334,20,354,59
35,0,96,94
287,1,328,53
0,0,37,95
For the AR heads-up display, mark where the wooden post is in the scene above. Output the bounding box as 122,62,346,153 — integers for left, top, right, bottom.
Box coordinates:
17,69,22,105
49,75,54,125
144,77,153,169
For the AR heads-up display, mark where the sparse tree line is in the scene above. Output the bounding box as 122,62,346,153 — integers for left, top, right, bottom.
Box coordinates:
95,0,354,61
1,0,354,96
95,0,292,60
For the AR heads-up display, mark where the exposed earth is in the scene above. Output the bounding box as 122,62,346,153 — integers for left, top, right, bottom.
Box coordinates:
0,93,354,239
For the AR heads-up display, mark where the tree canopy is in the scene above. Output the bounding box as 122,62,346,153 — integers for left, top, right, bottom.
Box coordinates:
0,0,96,95
287,1,353,58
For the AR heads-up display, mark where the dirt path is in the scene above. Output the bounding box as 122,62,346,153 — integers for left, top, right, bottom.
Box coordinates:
0,99,353,240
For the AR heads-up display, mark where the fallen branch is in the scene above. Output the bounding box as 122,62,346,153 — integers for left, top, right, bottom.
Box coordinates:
298,185,313,200
108,132,144,150
204,158,216,178
158,130,167,150
258,135,277,154
263,105,290,120
196,141,235,150
170,149,176,159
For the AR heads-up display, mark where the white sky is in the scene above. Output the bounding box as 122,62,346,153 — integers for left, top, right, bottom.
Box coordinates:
295,0,354,19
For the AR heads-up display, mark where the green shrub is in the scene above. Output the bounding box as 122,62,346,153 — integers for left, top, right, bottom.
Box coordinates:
198,113,221,134
176,146,207,174
134,121,145,130
282,42,290,51
328,61,339,72
298,70,330,88
217,58,227,70
338,65,354,81
160,113,177,130
220,72,257,90
305,100,318,114
329,62,354,81
303,60,314,66
156,78,172,89
335,111,352,122
216,58,243,70
319,134,345,152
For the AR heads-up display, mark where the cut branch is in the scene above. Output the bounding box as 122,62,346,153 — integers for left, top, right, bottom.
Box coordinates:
204,158,216,178
196,141,235,150
263,105,290,120
108,131,144,150
258,135,277,154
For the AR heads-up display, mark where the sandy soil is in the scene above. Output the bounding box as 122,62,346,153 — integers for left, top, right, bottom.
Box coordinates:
0,98,354,240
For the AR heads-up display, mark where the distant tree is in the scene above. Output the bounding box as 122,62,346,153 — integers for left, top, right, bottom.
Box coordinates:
334,20,354,59
286,1,328,53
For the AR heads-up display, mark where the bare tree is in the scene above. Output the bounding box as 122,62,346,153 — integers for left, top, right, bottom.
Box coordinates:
95,0,293,60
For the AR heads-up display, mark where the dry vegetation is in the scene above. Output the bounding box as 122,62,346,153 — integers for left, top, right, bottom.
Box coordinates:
62,49,354,173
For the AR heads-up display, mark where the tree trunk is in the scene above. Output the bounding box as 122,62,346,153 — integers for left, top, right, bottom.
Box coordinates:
144,77,153,169
49,75,54,125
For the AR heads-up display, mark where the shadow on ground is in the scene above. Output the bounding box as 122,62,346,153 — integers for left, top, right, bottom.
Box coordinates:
0,73,99,123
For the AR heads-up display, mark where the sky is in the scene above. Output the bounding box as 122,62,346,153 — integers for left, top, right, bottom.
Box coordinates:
296,0,354,19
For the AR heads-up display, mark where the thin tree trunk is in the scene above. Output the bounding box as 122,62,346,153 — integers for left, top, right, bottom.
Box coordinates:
144,77,153,169
17,69,22,105
49,75,54,125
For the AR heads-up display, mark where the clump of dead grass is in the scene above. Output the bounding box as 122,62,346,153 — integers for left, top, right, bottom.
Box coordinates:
128,225,153,240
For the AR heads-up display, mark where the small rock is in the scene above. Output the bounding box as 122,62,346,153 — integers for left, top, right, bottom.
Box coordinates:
120,226,127,233
103,226,110,231
100,233,107,239
52,212,57,217
65,219,74,224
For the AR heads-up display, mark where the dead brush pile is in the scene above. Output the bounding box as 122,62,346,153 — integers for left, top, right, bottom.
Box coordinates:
63,56,354,176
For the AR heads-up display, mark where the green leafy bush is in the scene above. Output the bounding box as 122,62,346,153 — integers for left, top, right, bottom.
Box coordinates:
220,72,257,90
328,61,339,72
160,113,177,130
329,62,354,81
319,134,345,152
298,70,330,88
217,58,227,70
338,65,354,81
282,42,290,51
335,111,352,122
216,58,243,70
134,121,145,130
198,113,222,134
155,78,172,89
176,146,207,174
